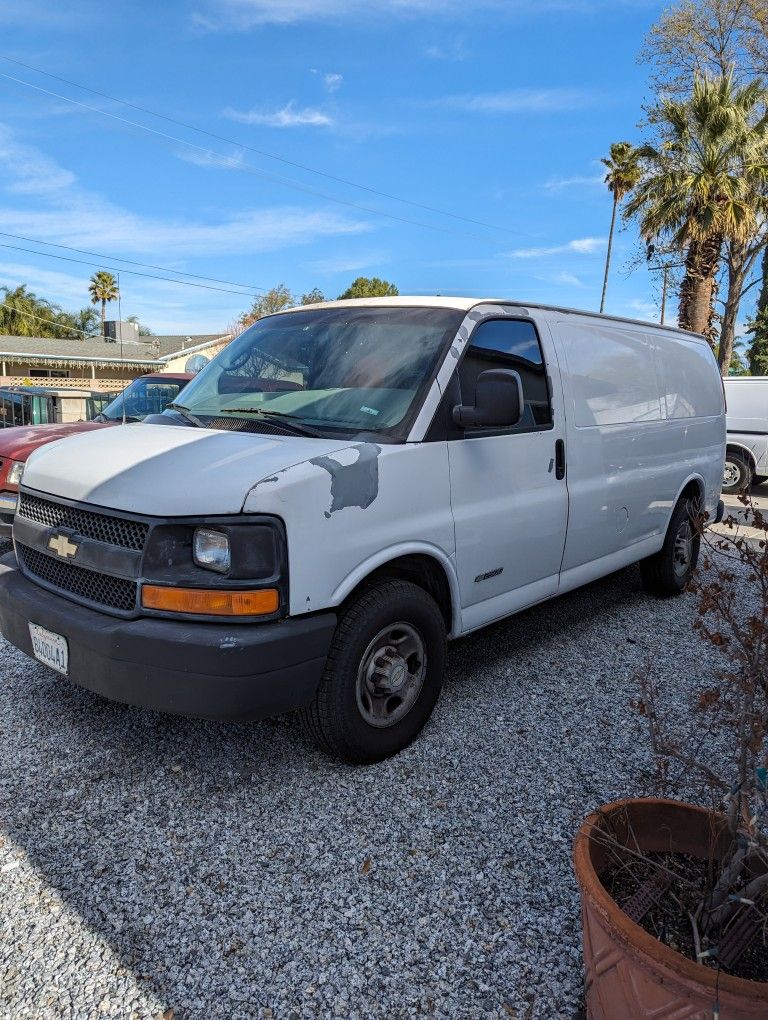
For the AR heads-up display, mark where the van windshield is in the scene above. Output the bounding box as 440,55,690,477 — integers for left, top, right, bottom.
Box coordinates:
171,306,463,440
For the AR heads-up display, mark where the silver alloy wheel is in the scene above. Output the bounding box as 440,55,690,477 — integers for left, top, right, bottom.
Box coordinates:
355,622,427,728
723,460,741,489
672,519,693,579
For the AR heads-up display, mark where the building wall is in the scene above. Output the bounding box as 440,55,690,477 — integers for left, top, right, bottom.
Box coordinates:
0,363,147,390
161,339,231,373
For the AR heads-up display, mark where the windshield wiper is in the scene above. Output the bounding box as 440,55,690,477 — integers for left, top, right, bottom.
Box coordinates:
221,407,321,438
167,403,205,428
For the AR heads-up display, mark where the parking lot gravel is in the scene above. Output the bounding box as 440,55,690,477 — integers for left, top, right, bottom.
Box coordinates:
0,556,739,1020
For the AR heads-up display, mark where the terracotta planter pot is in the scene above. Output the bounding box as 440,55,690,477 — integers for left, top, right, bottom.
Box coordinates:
574,797,768,1019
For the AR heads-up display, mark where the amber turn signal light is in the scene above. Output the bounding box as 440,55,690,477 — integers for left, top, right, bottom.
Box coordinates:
141,585,279,616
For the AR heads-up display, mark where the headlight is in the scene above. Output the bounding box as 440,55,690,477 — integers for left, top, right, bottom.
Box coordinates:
193,527,231,574
7,461,24,486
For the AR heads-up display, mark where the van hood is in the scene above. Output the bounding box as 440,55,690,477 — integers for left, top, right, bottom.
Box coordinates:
22,422,355,516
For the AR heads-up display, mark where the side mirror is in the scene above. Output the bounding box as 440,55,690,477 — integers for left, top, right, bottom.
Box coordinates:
452,368,524,429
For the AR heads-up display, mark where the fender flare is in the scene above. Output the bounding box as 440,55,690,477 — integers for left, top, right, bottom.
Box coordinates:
672,473,706,509
725,440,757,471
330,541,462,637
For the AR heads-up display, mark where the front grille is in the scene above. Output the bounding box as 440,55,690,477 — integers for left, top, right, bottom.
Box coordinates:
18,493,148,552
17,544,137,613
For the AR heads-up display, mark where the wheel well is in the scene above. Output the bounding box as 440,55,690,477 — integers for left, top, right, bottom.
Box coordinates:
342,554,453,632
679,478,704,510
726,443,756,470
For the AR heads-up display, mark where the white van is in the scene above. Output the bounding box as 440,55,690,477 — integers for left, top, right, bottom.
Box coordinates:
723,376,768,492
0,298,725,763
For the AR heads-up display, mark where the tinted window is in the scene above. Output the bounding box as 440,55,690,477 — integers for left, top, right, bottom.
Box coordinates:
100,378,186,421
458,319,552,431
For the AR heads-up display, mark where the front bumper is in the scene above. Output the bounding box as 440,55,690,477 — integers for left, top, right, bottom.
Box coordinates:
0,492,17,538
0,552,336,720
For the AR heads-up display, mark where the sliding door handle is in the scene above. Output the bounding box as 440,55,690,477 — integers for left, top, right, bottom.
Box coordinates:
555,439,566,480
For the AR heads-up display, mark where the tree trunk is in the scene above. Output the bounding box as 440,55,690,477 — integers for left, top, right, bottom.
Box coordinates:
600,196,618,314
678,234,723,344
718,240,749,375
101,298,107,338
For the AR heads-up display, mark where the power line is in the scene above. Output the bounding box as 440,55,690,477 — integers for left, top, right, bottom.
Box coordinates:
0,70,500,244
0,231,265,293
0,240,259,296
0,53,513,237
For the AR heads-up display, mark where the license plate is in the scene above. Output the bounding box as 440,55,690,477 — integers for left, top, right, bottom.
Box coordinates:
29,623,69,676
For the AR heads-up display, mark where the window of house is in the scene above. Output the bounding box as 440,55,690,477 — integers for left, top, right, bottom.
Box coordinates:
30,369,70,378
457,318,552,433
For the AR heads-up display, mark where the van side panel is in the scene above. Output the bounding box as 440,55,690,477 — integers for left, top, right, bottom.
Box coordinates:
724,378,768,433
654,332,725,516
553,320,669,570
551,317,724,575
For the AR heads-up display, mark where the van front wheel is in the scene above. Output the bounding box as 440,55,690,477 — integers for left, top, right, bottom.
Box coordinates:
300,579,447,764
640,498,700,596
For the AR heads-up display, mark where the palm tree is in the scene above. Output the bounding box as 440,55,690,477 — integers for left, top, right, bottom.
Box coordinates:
88,271,119,338
0,285,60,337
600,142,641,313
626,74,768,341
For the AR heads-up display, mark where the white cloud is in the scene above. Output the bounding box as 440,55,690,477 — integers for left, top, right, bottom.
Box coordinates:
223,102,334,127
543,174,604,191
193,0,499,28
193,0,626,29
547,271,583,287
0,123,370,259
425,39,469,61
508,237,606,258
324,73,343,93
307,252,389,275
626,299,661,322
0,125,76,196
175,148,245,170
438,88,598,114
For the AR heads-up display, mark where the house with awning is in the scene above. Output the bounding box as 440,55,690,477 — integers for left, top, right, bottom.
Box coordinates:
0,323,232,391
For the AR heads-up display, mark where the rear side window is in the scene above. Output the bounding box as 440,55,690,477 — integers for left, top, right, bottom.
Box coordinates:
458,319,553,431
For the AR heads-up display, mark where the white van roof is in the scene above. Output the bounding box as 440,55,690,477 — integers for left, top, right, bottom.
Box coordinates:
278,296,705,341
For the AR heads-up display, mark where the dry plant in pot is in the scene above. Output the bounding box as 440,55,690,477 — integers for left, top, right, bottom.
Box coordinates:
574,495,768,1019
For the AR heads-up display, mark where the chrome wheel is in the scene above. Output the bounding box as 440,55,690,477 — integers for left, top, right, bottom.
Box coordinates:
672,519,693,579
356,622,426,729
723,460,741,489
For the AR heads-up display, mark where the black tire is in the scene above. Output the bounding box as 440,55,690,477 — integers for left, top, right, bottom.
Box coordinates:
300,578,446,764
640,498,700,596
722,450,753,493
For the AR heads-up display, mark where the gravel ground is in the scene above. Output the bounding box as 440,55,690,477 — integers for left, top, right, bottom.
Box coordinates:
0,557,738,1020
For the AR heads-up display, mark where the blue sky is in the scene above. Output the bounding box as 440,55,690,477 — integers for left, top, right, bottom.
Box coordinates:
0,0,672,333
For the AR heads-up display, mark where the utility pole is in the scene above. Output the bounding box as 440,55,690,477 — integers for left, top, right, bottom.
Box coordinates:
646,245,684,326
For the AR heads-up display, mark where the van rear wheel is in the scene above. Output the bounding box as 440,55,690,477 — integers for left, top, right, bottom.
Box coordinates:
723,451,752,493
300,579,446,764
640,498,700,596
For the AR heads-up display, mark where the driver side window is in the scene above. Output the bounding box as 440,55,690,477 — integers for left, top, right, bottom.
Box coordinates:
458,319,552,433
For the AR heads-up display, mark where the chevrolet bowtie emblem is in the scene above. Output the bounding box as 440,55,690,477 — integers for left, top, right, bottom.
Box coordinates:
48,534,79,559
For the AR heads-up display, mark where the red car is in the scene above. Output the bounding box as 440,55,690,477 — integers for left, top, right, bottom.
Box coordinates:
0,373,192,537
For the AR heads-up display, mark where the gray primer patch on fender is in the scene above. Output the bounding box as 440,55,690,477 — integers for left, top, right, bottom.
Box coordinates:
310,443,381,517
